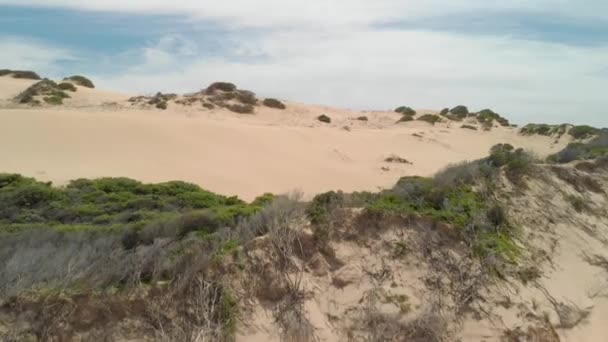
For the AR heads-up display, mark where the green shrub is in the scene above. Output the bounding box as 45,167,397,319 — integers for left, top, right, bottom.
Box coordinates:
58,82,77,92
395,106,416,116
43,95,64,105
236,90,257,105
450,105,469,118
568,125,600,139
396,115,414,123
0,69,41,80
156,101,168,110
477,109,510,127
417,114,441,125
64,75,95,88
262,98,286,109
549,132,608,163
317,114,331,123
227,103,254,114
439,108,450,116
206,82,237,93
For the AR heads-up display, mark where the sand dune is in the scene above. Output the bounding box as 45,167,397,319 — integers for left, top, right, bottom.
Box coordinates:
0,76,568,200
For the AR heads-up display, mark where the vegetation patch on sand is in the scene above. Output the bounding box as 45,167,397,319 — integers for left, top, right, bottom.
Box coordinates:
262,98,286,110
63,75,95,88
0,69,41,80
14,79,70,105
318,114,331,123
395,106,416,116
417,114,441,125
549,131,608,163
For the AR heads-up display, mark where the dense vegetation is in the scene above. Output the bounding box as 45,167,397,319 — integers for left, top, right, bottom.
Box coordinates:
0,175,270,234
308,144,535,268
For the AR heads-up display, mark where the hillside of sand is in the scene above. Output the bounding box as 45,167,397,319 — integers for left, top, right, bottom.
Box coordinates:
0,75,570,200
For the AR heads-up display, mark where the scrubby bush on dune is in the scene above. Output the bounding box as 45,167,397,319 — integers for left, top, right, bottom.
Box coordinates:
15,79,70,105
236,90,257,105
461,124,477,130
263,98,286,109
318,114,331,123
417,114,441,125
449,105,469,118
227,103,255,114
396,115,414,123
568,125,600,139
549,131,608,163
206,82,237,94
357,116,368,121
0,69,41,80
477,109,510,127
64,75,95,88
439,108,450,116
395,106,416,116
58,82,77,92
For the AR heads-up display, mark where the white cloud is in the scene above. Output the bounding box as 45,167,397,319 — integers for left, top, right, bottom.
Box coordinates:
1,1,607,28
92,29,607,126
0,37,76,75
2,1,607,126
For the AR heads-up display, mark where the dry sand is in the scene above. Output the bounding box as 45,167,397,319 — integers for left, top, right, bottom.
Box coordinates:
0,76,568,200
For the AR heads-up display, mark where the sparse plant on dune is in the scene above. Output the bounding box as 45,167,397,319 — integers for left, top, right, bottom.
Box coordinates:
263,98,286,109
64,75,95,88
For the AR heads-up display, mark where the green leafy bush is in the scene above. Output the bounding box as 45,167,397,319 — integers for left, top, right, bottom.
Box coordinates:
568,125,600,139
0,69,41,80
450,105,469,118
477,109,510,127
395,106,416,116
417,114,441,125
396,115,414,123
206,82,237,93
64,75,95,88
227,103,254,114
58,82,77,92
262,98,286,109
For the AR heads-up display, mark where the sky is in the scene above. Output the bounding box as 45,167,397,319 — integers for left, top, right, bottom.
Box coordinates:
0,1,607,126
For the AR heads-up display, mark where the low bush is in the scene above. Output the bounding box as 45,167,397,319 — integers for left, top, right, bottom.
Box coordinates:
395,106,416,116
417,114,441,125
357,116,368,121
43,95,65,105
396,115,414,123
0,69,41,80
461,124,477,130
317,114,331,123
568,125,600,139
439,108,450,116
227,103,254,114
64,75,95,88
206,82,237,93
236,90,257,105
549,132,608,163
156,101,168,110
263,98,286,109
14,80,69,105
58,82,77,92
488,144,535,184
477,109,510,127
450,105,469,118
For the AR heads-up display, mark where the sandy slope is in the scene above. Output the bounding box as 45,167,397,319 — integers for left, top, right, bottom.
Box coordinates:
0,76,568,201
